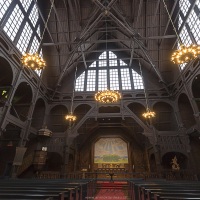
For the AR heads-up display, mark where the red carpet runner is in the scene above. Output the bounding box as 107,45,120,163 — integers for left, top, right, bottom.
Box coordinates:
94,181,128,200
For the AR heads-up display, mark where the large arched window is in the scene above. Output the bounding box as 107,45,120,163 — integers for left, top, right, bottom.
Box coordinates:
75,51,144,92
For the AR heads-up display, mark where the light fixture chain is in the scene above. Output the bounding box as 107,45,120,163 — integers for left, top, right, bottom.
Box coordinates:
38,0,55,49
139,62,149,110
70,65,78,113
162,0,182,45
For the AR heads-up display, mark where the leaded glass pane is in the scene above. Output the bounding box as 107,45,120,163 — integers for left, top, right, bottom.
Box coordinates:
98,70,107,90
87,70,96,91
132,70,144,89
121,68,131,90
20,0,32,12
29,36,40,54
120,60,127,66
16,22,33,53
29,4,38,26
110,69,119,90
75,72,85,91
0,0,12,21
179,0,190,16
3,5,24,41
89,62,96,68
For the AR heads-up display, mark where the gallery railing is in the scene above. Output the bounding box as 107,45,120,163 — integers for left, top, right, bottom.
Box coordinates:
35,170,197,181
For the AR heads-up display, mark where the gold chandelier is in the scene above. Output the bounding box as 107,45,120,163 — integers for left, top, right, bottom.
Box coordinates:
21,53,46,70
171,44,200,64
95,90,121,103
139,62,156,119
21,0,55,70
65,113,77,122
162,0,200,65
65,66,77,124
142,108,156,119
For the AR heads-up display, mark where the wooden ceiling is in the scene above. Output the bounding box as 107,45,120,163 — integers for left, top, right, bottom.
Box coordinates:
37,0,181,93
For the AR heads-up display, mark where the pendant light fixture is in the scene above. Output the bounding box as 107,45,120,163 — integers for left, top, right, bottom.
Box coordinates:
139,62,156,119
95,15,121,103
162,0,200,65
65,66,77,124
21,0,55,70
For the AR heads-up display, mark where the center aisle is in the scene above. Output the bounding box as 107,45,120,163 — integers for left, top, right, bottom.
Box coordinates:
93,181,129,200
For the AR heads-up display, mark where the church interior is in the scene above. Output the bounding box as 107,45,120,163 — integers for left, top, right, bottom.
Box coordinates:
0,0,200,199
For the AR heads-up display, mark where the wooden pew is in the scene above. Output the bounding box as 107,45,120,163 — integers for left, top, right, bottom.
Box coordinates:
0,187,77,200
147,189,200,200
140,185,200,200
0,179,94,200
0,192,63,200
127,180,200,200
154,193,200,200
0,179,94,195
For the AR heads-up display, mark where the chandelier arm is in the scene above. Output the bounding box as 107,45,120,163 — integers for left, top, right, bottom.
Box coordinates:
162,0,182,45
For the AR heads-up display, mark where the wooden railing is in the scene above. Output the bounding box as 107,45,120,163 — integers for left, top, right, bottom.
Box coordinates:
32,170,197,181
36,171,61,179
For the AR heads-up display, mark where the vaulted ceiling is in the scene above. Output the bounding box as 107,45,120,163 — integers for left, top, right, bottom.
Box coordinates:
38,0,180,95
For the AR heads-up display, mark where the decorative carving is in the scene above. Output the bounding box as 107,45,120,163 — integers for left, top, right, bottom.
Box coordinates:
159,135,188,152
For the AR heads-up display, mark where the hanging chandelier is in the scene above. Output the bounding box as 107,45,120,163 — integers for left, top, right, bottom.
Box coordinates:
65,112,77,122
162,0,200,65
139,62,156,119
95,90,121,103
94,17,121,104
142,108,156,119
171,44,200,64
21,53,46,70
65,66,77,124
21,0,55,70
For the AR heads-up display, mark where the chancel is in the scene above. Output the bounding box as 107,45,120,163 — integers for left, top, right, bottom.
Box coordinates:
0,0,200,199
